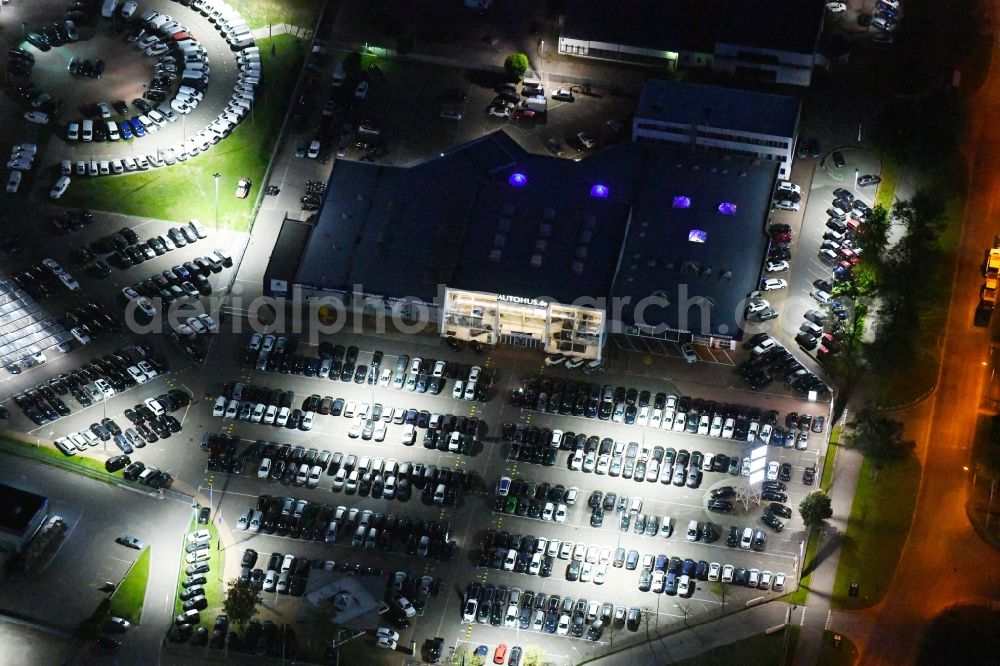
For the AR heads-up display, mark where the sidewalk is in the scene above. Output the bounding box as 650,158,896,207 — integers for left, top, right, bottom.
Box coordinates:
583,602,791,665
790,443,864,666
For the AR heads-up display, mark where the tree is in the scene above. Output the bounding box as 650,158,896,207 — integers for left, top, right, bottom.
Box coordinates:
799,490,834,527
223,578,261,630
503,53,529,81
844,408,915,468
853,204,891,263
522,646,545,666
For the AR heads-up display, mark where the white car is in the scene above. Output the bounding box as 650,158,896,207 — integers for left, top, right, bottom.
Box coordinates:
376,636,397,650
237,509,250,530
50,176,71,199
186,530,210,544
307,140,320,159
752,337,778,355
212,396,227,416
225,400,239,418
761,278,788,291
24,111,49,124
144,398,165,416
766,260,789,273
708,562,721,581
825,2,847,12
6,171,21,193
774,200,800,211
766,461,779,481
356,81,369,98
127,366,148,384
376,627,399,643
452,380,464,399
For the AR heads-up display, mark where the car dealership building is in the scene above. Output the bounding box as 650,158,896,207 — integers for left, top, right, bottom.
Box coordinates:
266,129,777,359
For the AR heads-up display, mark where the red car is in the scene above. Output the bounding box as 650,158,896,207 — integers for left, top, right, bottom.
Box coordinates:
493,643,508,664
512,109,535,119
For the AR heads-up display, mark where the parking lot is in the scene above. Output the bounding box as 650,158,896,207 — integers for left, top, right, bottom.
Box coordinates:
290,51,636,171
99,321,816,659
0,4,836,664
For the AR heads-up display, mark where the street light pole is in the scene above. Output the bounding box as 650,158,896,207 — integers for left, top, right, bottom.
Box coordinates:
213,172,221,233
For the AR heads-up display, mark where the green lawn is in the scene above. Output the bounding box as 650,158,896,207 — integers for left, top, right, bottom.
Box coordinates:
223,0,322,30
0,436,115,479
873,156,900,209
59,34,306,231
110,546,151,624
174,512,225,630
832,454,921,610
968,416,1000,547
669,626,797,666
818,631,858,666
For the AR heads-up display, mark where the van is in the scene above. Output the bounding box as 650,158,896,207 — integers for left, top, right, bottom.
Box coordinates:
331,62,345,87
81,119,94,142
659,516,673,537
102,0,118,18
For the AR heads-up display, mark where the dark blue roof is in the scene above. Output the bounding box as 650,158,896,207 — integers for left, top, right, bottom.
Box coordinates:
716,0,826,55
600,144,776,338
294,133,518,303
561,0,825,57
292,130,778,338
561,0,718,53
637,80,800,138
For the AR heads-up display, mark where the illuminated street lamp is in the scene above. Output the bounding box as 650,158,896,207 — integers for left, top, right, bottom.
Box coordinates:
213,172,221,233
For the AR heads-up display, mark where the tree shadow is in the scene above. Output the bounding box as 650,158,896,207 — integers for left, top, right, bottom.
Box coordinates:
801,528,848,577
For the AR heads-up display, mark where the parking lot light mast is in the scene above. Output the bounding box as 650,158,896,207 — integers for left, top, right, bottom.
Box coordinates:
213,172,221,233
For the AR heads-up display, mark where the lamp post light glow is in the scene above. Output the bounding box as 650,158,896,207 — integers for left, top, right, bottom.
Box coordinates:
212,172,221,233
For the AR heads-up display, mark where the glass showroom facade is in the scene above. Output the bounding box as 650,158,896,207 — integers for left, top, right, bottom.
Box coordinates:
441,288,605,360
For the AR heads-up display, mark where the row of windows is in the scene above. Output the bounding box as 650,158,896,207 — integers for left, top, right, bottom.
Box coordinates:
696,128,789,150
635,132,790,164
636,121,790,151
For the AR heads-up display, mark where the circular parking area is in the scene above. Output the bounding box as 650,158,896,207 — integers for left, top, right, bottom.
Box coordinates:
6,0,258,176
28,33,152,123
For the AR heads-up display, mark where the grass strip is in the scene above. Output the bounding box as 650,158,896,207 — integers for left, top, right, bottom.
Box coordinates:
831,455,920,610
109,546,151,624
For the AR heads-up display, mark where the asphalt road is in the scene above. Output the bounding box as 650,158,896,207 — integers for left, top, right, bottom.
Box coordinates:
0,453,191,665
830,6,1000,663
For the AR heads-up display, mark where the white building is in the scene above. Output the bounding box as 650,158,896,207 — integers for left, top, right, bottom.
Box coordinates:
631,80,800,180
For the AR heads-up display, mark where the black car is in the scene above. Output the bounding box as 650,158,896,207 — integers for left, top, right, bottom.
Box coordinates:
767,503,793,519
707,499,733,513
726,526,740,548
